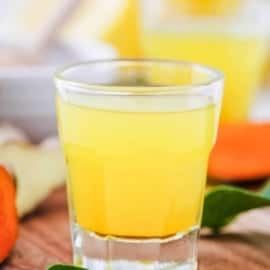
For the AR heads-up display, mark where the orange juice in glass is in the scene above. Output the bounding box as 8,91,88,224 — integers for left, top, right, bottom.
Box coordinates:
141,0,269,122
55,60,223,270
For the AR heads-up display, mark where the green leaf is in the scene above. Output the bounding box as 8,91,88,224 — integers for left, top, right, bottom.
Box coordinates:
260,180,270,199
47,265,87,270
202,185,270,231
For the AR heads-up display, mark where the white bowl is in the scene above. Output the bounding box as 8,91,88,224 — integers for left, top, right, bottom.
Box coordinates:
0,41,117,142
0,66,57,142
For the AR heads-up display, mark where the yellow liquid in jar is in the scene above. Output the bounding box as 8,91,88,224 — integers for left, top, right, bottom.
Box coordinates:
142,31,267,122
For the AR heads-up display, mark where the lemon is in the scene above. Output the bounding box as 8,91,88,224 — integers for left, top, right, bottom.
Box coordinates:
62,0,141,57
169,0,243,16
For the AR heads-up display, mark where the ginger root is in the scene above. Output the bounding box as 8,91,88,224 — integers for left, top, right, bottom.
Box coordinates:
0,123,66,217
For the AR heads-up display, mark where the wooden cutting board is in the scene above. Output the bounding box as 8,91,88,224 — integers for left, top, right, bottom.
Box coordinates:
1,187,270,270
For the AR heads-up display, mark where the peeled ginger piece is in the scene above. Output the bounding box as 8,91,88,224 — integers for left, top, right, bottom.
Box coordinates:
0,143,66,217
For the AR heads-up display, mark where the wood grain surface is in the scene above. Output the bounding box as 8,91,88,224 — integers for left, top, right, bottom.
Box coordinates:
1,187,270,270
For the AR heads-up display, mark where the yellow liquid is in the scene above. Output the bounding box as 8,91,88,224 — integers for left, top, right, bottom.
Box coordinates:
142,31,267,122
58,95,216,237
169,0,243,16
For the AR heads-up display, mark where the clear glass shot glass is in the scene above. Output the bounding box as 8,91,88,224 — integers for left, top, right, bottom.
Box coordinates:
55,59,223,270
140,0,270,122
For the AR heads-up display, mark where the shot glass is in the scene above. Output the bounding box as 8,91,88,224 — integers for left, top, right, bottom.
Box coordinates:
55,59,223,270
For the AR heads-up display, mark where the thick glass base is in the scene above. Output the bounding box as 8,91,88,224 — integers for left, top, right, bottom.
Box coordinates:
72,223,199,270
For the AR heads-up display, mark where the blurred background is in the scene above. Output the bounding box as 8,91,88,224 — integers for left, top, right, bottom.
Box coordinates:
1,2,270,268
1,0,270,141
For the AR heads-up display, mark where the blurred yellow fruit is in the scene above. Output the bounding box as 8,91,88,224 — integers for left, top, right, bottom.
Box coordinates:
169,0,243,15
62,0,141,57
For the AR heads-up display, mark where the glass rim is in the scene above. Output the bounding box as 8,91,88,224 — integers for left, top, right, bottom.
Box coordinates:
54,58,224,96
